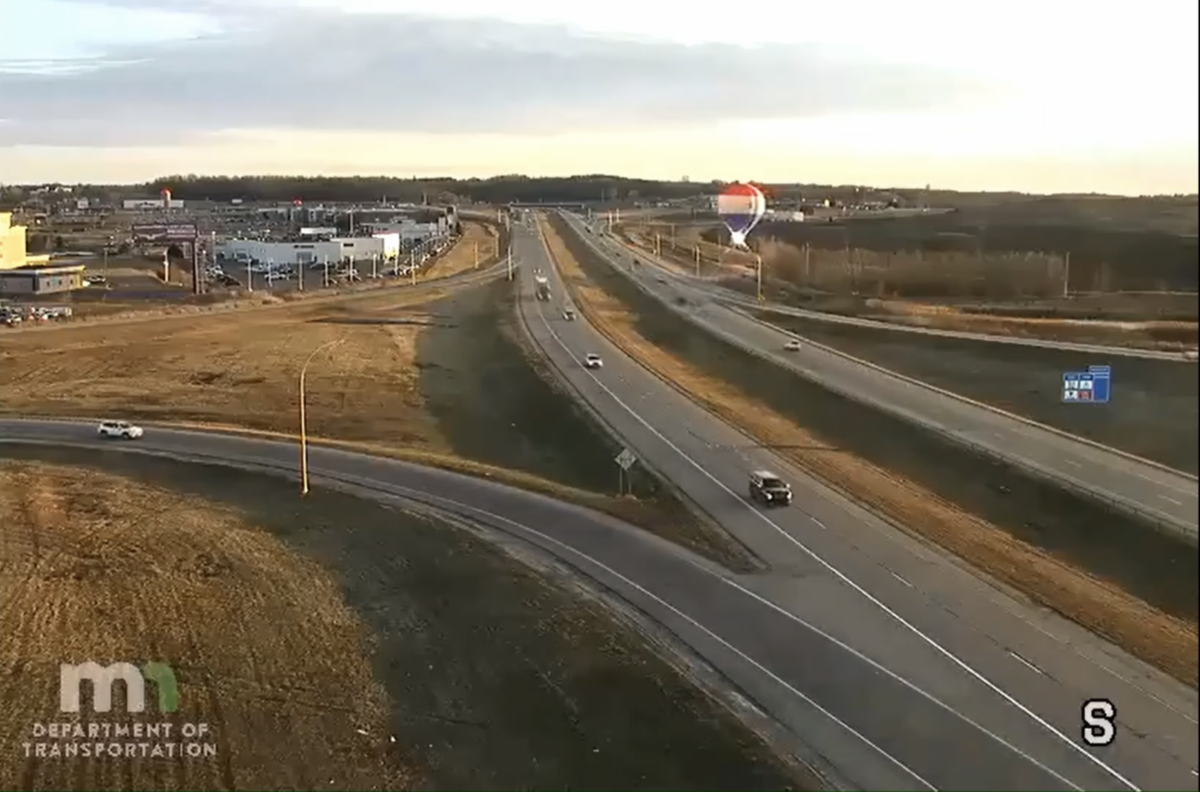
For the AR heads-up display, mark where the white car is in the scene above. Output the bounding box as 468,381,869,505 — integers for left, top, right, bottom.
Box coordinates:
783,340,802,351
98,420,144,440
584,353,603,369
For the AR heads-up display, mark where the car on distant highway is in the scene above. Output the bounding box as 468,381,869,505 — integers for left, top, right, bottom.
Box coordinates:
563,308,576,321
783,340,802,351
98,420,144,440
748,470,792,507
583,353,603,369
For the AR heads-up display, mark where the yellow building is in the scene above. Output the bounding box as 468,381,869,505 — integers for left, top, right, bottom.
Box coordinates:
0,211,81,295
0,211,50,270
0,212,28,270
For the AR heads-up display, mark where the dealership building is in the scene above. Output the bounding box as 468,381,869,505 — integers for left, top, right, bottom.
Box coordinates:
214,233,402,266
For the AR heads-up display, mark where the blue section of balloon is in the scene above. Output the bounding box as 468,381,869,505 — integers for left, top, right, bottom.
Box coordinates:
716,184,767,244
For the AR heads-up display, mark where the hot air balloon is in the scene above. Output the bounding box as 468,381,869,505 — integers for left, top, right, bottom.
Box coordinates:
717,183,766,249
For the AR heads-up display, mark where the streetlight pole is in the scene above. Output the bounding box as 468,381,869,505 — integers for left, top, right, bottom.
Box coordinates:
506,246,513,280
299,338,343,496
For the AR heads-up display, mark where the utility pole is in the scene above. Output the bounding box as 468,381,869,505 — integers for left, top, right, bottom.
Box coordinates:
694,245,700,277
474,241,479,269
323,256,330,289
246,258,253,292
507,246,513,280
371,254,378,280
1063,251,1071,298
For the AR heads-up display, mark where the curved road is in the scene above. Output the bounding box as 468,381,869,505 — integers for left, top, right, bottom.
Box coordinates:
515,217,1197,790
601,221,1195,363
2,418,1196,790
560,213,1199,543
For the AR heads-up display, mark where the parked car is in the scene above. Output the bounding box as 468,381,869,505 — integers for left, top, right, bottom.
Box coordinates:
98,420,144,440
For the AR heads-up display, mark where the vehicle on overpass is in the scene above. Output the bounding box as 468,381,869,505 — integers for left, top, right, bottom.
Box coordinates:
563,308,576,321
783,339,802,351
534,276,551,301
98,420,144,440
584,353,603,369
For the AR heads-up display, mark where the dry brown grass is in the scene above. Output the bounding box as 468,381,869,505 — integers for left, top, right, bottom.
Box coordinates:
539,215,1199,686
0,460,416,791
0,277,738,569
423,222,499,279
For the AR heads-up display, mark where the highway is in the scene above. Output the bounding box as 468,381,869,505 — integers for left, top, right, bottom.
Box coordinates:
601,223,1196,362
2,224,1197,790
560,214,1199,543
512,214,1198,790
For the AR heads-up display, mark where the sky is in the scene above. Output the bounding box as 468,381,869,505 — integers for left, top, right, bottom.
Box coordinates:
1,0,1197,194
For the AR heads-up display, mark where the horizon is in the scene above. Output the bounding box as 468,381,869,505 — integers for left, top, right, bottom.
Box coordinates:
2,0,1196,195
6,174,1199,201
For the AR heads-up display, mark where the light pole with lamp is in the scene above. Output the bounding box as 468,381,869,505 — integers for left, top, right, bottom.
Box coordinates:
298,338,343,496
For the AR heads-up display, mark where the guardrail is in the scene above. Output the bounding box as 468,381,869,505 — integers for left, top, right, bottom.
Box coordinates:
557,212,1199,547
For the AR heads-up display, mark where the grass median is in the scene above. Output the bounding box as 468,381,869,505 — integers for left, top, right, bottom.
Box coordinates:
541,212,1199,686
0,274,750,571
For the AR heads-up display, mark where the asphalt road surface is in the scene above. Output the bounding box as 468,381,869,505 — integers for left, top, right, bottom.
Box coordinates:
594,222,1194,363
513,219,1198,791
561,214,1199,544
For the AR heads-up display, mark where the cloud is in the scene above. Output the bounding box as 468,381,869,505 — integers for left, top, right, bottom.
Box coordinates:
0,1,990,148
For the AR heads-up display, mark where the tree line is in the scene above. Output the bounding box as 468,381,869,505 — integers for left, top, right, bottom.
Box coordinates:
138,175,719,205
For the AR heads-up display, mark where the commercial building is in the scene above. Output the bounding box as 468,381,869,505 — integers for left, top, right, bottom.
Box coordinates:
0,265,86,295
123,198,186,210
0,211,73,293
214,233,401,266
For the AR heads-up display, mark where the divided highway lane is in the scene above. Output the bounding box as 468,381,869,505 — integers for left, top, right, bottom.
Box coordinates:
517,219,1199,791
0,419,1073,791
562,214,1199,542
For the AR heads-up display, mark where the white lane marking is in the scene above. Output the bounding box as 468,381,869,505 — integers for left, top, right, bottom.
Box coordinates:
361,450,937,790
1009,652,1045,676
1064,459,1082,468
534,221,1142,792
812,518,827,530
712,575,1080,790
1158,494,1183,506
891,571,914,588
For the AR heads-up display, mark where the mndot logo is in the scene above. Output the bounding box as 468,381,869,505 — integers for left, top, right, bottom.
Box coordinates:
59,661,179,714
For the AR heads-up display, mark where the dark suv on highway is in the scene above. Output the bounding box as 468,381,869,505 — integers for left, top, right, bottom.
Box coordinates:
749,470,793,507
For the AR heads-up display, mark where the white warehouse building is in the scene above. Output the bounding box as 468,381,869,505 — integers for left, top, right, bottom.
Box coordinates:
215,233,400,265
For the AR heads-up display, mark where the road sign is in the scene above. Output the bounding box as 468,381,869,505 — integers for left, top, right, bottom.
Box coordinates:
614,448,637,470
1062,365,1111,404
